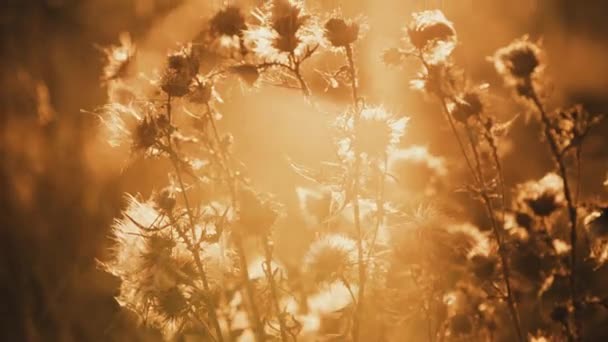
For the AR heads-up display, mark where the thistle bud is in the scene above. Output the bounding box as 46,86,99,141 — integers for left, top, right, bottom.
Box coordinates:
160,48,199,97
324,18,359,47
451,92,483,123
210,6,247,37
407,10,455,50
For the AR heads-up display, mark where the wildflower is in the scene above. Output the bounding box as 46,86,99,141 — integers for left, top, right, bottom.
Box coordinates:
102,32,136,81
410,62,456,97
407,10,457,63
451,91,483,123
407,10,455,49
154,188,177,213
516,173,565,217
160,46,199,97
210,6,247,38
132,116,160,151
97,103,141,149
156,286,190,321
244,0,321,63
303,234,357,284
492,36,541,97
188,75,214,104
347,106,408,158
493,36,540,80
237,187,279,236
324,18,359,47
230,64,260,86
97,101,165,153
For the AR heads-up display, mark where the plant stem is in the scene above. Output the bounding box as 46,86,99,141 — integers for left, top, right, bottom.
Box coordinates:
366,154,388,263
345,43,365,342
262,236,289,342
204,104,266,342
165,96,225,342
463,125,524,342
234,232,266,342
530,91,581,340
416,54,523,340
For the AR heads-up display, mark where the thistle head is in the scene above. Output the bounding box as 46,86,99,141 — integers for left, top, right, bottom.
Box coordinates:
493,36,541,80
304,234,357,284
324,17,359,48
210,6,247,38
516,173,565,218
160,46,199,97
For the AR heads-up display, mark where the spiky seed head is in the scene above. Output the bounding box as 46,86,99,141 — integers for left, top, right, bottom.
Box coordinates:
407,10,455,50
210,6,247,37
304,234,357,284
451,92,483,123
324,18,359,47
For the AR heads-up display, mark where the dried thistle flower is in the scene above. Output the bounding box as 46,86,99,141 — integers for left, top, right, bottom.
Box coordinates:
97,102,165,153
210,6,247,38
410,62,457,97
161,46,199,97
304,234,357,284
451,91,483,123
154,188,177,213
156,286,190,321
188,75,214,104
338,106,408,160
492,36,542,98
516,173,565,217
245,0,321,62
407,10,457,64
493,36,540,80
324,17,359,47
102,32,136,81
551,105,601,152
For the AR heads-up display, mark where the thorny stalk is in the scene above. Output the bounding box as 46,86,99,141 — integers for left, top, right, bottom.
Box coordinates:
164,95,225,342
530,90,581,341
345,42,365,342
463,125,524,342
234,233,266,342
204,104,267,342
262,236,290,342
366,153,388,263
417,54,523,341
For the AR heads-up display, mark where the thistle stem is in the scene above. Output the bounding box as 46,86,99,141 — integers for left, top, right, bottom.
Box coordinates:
204,103,266,342
164,95,225,342
530,91,581,341
463,125,524,342
417,53,523,341
345,43,365,342
263,236,289,342
234,233,266,342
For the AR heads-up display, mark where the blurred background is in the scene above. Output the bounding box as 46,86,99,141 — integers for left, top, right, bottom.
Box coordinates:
1,0,608,340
